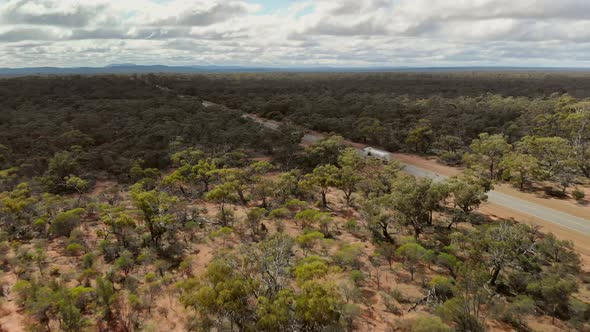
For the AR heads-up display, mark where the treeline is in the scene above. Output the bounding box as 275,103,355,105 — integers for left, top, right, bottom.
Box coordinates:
150,73,585,151
154,72,590,99
0,75,302,192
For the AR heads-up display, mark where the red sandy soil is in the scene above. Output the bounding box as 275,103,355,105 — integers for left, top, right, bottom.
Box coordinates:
0,300,25,332
0,274,26,332
89,180,118,196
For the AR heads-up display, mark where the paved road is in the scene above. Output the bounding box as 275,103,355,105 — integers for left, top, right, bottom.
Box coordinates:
486,191,590,235
204,101,590,236
403,162,590,235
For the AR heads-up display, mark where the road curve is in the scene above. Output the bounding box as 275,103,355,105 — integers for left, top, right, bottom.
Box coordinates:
205,101,590,236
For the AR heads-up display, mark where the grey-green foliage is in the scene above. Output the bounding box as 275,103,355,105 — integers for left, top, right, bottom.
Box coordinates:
50,208,85,238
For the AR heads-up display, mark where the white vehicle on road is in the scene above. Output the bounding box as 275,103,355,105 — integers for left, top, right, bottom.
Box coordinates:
361,147,391,162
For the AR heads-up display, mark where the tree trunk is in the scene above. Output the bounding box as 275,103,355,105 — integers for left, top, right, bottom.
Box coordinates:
220,203,227,226
448,267,456,279
179,185,187,196
238,190,247,205
146,218,156,243
381,223,394,244
261,197,268,209
345,191,352,206
489,266,501,285
448,213,463,229
447,219,456,230
413,224,421,239
321,191,327,208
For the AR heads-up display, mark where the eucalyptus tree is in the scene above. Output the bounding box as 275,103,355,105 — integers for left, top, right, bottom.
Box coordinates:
464,133,511,179
302,164,339,208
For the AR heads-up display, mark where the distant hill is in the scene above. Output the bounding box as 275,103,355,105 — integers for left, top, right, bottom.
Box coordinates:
1,64,590,76
0,64,273,76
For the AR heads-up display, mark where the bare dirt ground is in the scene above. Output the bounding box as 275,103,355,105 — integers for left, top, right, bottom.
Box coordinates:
0,300,25,332
89,180,118,196
0,274,26,332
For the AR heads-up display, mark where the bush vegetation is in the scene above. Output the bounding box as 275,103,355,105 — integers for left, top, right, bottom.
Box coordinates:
0,73,589,331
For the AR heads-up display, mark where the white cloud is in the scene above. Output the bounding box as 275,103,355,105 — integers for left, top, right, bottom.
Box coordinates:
0,0,109,27
1,0,590,67
146,1,260,26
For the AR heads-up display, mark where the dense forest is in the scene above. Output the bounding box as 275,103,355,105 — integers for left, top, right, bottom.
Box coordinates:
0,74,589,331
0,76,304,183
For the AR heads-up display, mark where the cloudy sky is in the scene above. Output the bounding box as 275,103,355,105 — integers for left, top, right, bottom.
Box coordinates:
1,0,590,68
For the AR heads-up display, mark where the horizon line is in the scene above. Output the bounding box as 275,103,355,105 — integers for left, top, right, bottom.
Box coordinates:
4,64,590,69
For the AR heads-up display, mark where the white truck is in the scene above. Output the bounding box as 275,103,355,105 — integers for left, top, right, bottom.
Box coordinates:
361,147,391,162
